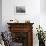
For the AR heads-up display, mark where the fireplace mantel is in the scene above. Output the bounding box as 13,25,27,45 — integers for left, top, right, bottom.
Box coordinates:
7,22,34,46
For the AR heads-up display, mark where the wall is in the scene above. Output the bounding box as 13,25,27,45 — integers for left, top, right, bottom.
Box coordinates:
0,0,2,32
2,0,40,30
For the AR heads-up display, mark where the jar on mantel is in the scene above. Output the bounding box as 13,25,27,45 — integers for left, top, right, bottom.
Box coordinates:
25,20,30,23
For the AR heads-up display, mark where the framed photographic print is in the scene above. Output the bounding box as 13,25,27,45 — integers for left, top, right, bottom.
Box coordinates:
16,6,26,13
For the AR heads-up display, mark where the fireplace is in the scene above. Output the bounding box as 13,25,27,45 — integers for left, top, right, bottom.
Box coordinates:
11,32,28,46
7,23,34,46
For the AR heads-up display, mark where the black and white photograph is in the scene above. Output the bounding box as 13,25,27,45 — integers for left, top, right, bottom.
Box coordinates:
16,6,25,13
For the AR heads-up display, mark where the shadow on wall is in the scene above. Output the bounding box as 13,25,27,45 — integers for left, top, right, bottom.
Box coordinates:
0,0,2,32
40,0,46,14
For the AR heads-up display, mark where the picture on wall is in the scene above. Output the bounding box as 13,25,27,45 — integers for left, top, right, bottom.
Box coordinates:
16,6,26,13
